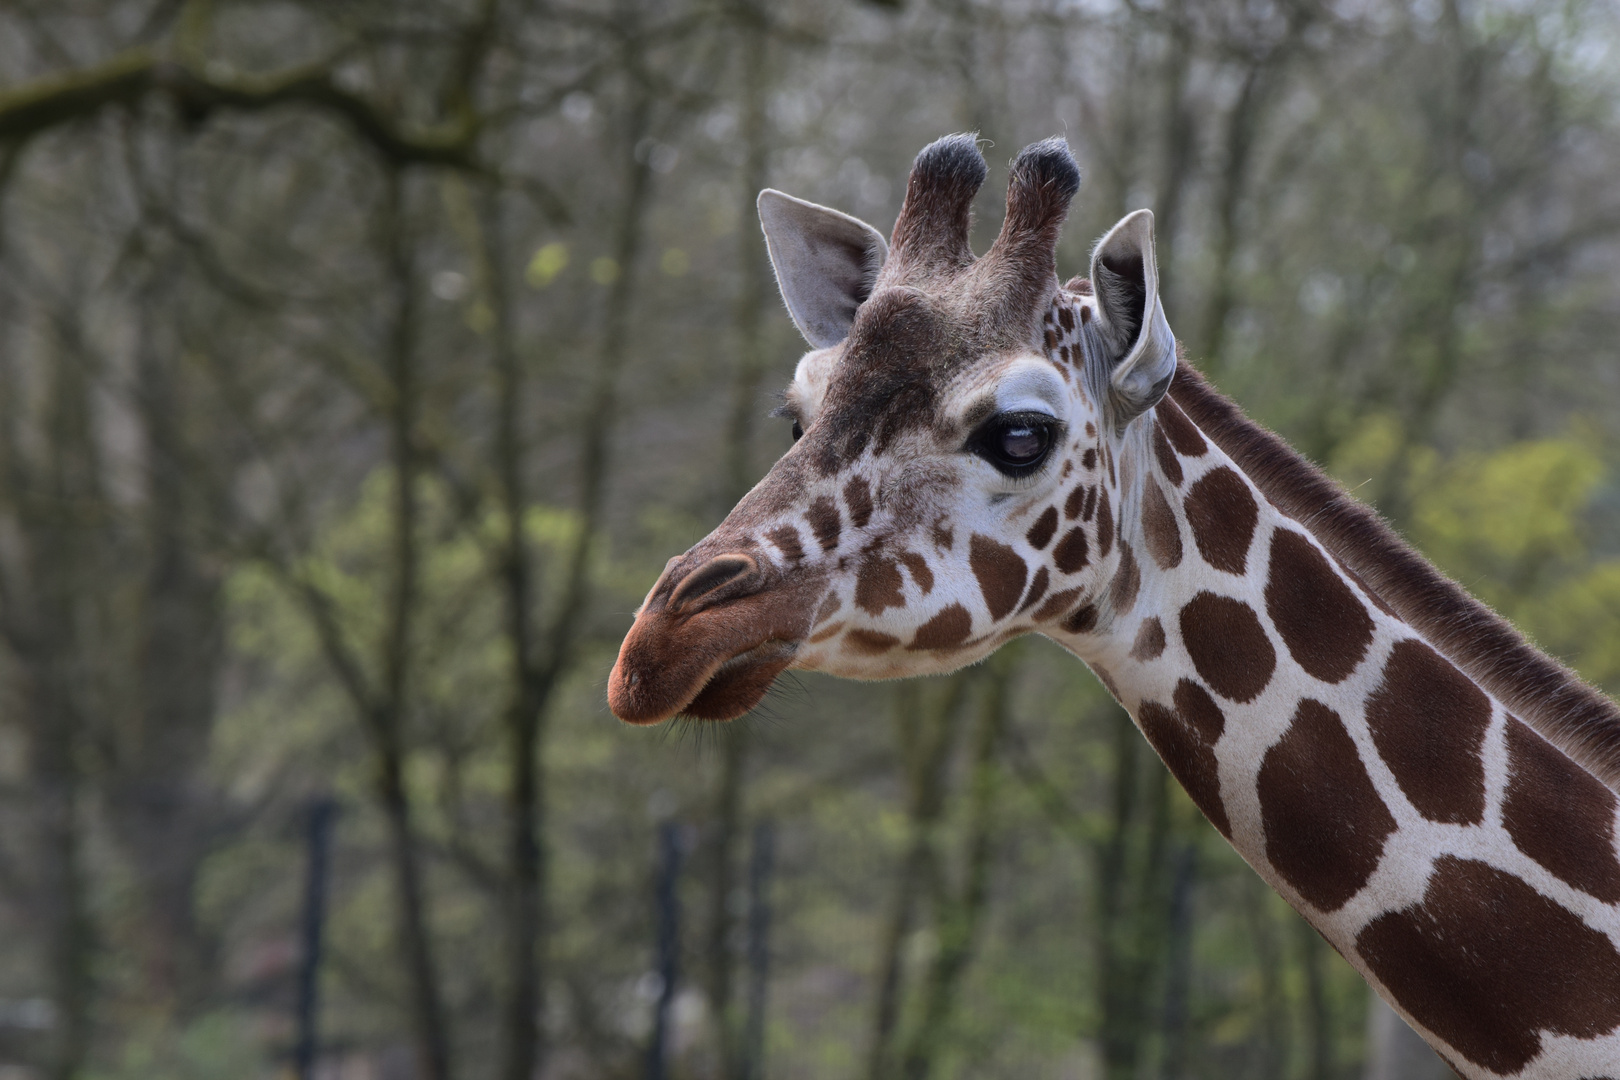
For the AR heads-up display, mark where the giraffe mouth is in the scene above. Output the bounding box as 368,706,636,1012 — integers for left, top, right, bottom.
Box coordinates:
610,638,798,725
681,640,799,721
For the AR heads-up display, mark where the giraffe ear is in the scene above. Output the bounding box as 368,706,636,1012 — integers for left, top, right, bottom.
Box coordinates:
758,189,889,349
1088,209,1176,430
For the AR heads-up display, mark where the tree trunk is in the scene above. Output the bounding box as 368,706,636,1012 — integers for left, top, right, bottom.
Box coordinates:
114,251,223,1015
1297,918,1332,1080
708,16,772,1074
1094,706,1144,1080
376,169,453,1080
705,729,748,1078
377,743,453,1080
1157,841,1198,1080
898,658,1012,1080
3,323,103,1080
33,673,91,1080
478,178,547,1080
1152,0,1196,311
865,677,971,1080
1243,878,1288,1080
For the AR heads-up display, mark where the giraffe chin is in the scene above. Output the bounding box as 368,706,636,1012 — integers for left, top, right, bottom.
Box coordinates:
681,641,797,721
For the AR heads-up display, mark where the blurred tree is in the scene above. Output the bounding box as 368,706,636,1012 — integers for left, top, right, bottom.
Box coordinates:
0,1,1613,1078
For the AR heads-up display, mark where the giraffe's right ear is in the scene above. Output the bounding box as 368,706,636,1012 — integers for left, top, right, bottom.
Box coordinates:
1087,209,1177,431
758,189,889,349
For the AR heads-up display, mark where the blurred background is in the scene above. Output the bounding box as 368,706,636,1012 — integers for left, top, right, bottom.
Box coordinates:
0,1,1618,1078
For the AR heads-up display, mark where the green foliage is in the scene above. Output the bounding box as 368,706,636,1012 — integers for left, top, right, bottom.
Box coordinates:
1335,425,1620,692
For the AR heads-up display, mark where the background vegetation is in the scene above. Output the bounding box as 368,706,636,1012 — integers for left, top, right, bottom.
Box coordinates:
0,1,1617,1078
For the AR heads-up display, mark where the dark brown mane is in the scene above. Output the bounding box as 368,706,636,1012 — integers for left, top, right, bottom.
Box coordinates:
1167,359,1620,790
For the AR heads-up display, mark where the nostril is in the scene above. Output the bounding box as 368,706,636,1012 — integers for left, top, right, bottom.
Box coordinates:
667,553,760,615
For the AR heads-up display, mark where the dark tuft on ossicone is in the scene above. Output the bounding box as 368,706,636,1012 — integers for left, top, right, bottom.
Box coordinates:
913,133,990,196
1009,137,1081,205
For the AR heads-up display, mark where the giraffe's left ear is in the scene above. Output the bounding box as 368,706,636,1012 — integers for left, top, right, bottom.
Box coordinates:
1087,209,1177,431
758,189,889,349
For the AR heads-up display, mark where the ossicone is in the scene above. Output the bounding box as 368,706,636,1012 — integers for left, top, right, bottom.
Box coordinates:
886,133,988,275
1000,137,1081,239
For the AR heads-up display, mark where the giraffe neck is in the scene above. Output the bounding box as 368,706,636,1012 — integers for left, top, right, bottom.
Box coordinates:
1051,391,1620,1080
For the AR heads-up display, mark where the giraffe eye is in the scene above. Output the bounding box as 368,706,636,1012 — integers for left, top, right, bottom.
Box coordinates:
971,412,1058,478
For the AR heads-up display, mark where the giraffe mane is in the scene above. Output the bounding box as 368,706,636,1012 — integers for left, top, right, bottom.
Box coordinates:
1166,357,1620,791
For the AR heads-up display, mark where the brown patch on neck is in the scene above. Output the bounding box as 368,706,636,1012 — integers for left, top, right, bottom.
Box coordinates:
1264,528,1374,684
1138,679,1230,837
1182,466,1257,575
1141,480,1183,570
1129,617,1165,661
1156,396,1207,456
1178,591,1276,703
1151,420,1184,486
1355,855,1620,1074
1258,699,1396,912
1502,717,1620,902
1109,540,1140,614
1168,359,1620,790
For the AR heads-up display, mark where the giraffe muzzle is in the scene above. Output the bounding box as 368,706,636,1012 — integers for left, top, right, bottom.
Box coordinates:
608,551,826,724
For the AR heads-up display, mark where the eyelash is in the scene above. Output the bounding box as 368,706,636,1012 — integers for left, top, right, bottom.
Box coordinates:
770,401,806,442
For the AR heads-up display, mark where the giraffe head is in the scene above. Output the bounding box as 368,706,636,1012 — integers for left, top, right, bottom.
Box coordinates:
609,134,1177,724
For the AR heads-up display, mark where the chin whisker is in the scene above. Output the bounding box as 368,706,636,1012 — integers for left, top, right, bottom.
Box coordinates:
739,672,809,732
666,714,709,753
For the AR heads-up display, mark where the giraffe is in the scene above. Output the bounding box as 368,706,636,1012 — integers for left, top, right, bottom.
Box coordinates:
607,133,1620,1079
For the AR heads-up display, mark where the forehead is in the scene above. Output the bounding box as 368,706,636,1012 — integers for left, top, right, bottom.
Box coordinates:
789,286,1097,415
